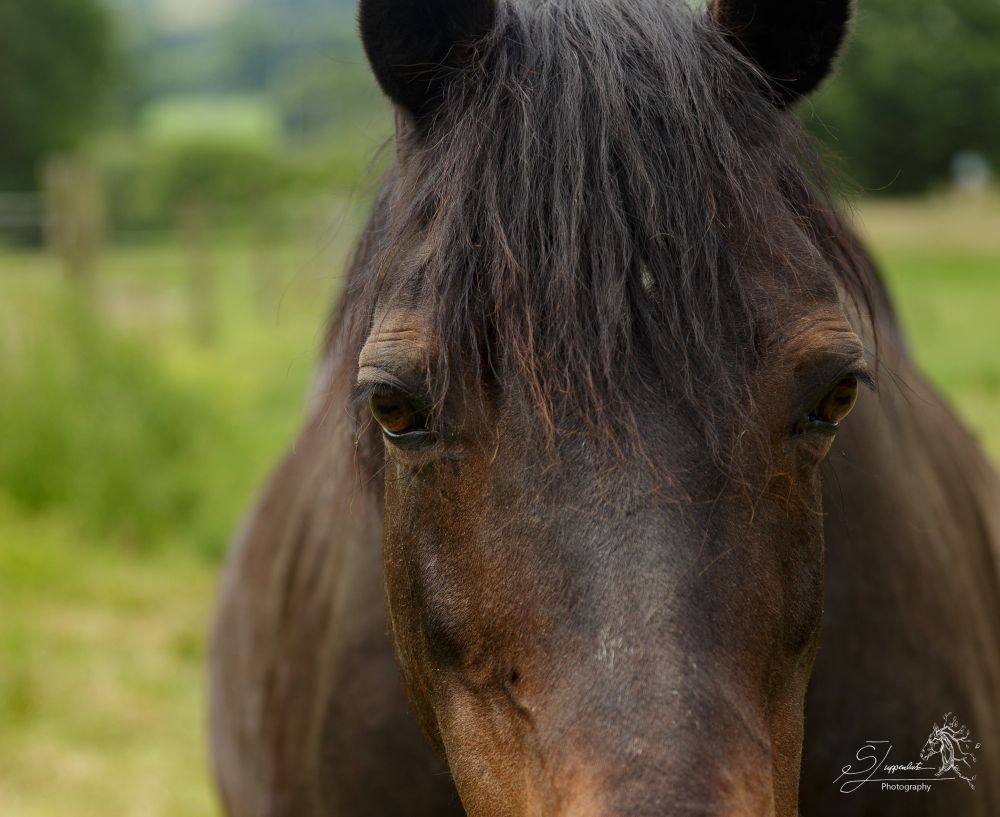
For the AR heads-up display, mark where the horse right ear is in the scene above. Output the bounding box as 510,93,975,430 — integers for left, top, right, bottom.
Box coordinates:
359,0,497,124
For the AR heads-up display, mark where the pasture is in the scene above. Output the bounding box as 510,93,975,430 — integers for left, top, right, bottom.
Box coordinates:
0,194,998,817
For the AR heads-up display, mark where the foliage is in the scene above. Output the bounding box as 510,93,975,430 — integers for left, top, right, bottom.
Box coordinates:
0,0,114,190
117,97,289,226
0,234,348,557
143,138,287,213
0,290,235,555
97,128,387,233
809,0,1000,193
113,0,385,146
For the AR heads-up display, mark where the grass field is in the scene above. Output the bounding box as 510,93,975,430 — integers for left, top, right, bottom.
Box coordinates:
0,225,358,817
855,194,1000,456
1,194,998,816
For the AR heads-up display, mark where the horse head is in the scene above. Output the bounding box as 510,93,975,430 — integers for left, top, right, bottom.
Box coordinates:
356,0,866,814
920,725,942,763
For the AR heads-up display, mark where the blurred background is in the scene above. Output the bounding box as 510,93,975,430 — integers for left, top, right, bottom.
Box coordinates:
0,1,997,815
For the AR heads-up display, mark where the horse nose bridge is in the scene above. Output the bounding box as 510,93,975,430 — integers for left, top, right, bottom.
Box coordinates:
442,646,788,817
509,671,786,817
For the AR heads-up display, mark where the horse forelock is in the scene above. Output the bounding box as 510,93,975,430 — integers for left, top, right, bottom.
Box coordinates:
337,0,890,483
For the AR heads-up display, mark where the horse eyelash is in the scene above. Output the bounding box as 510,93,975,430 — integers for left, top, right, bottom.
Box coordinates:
351,380,433,412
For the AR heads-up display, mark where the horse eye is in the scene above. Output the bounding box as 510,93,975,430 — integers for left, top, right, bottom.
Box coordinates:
369,392,429,437
799,375,860,436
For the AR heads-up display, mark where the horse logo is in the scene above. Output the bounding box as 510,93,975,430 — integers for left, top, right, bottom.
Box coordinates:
919,713,981,789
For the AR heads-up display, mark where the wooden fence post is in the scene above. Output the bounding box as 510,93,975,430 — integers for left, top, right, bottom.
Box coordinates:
180,198,218,345
42,156,104,293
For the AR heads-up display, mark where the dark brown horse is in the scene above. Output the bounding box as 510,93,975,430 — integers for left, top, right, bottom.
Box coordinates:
209,0,1000,814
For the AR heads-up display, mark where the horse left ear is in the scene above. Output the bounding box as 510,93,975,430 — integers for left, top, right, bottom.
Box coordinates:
359,0,497,124
709,0,853,106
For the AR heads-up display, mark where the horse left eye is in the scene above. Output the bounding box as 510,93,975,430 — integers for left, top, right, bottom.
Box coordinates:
795,375,860,437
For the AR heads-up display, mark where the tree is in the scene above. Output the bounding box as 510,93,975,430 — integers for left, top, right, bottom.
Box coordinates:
0,0,114,190
808,0,1000,194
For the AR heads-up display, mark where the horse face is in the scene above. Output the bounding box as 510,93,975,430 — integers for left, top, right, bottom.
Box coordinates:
359,294,866,815
920,731,939,762
358,0,861,814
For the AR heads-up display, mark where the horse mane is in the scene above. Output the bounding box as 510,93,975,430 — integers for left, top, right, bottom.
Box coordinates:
328,0,895,475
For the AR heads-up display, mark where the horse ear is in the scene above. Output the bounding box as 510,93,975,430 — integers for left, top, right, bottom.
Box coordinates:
359,0,497,123
709,0,853,106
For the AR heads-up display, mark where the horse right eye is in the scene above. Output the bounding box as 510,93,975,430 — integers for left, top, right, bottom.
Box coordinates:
369,392,431,439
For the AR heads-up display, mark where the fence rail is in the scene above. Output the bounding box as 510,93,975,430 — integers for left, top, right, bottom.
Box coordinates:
0,192,45,229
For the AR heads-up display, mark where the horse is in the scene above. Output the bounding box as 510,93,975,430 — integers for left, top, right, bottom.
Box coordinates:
920,713,980,789
208,0,1000,815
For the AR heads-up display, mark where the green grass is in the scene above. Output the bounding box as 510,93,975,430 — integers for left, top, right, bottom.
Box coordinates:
0,195,998,816
857,194,1000,461
0,503,217,817
0,224,360,816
